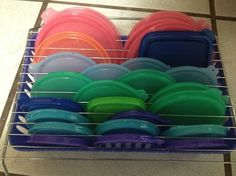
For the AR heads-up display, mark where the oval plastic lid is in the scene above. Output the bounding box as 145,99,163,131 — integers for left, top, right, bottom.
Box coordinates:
34,32,110,64
95,119,159,136
118,69,175,94
73,80,148,104
29,52,96,80
31,72,92,100
166,65,219,85
86,97,145,123
149,90,227,125
121,57,170,71
82,64,130,80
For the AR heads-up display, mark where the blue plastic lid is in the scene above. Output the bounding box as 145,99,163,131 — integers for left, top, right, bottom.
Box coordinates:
20,97,83,112
138,30,215,67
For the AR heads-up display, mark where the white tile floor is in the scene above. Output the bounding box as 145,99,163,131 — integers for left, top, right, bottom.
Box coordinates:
0,0,236,175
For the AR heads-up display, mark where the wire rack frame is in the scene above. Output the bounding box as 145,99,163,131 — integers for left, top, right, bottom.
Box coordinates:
1,12,236,176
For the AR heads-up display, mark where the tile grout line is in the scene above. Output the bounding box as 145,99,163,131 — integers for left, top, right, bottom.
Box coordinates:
209,1,233,176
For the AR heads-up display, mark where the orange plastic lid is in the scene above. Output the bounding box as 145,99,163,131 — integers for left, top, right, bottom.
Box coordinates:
34,32,110,64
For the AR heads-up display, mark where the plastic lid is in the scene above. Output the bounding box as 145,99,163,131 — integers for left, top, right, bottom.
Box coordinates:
118,69,175,94
28,122,93,135
149,90,227,125
121,57,170,71
82,64,130,80
111,110,172,125
86,97,145,123
26,109,89,126
29,52,96,80
95,119,159,136
166,65,219,85
94,134,164,149
34,32,110,64
161,125,228,137
149,82,211,103
19,97,83,112
31,72,92,100
73,80,148,104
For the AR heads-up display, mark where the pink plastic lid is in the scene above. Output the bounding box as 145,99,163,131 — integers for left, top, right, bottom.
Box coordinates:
36,8,122,61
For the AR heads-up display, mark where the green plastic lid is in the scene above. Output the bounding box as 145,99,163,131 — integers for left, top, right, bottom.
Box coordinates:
118,69,175,94
161,125,228,137
87,97,146,123
149,89,227,125
95,119,159,135
73,80,148,104
31,72,92,100
149,82,212,103
28,122,94,135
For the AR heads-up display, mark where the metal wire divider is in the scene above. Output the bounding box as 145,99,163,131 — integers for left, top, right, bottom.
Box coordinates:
1,20,236,176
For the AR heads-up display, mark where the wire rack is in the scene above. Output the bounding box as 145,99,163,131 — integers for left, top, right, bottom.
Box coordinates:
1,9,236,176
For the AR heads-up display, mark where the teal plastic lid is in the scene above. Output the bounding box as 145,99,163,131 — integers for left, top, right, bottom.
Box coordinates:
26,109,89,126
118,69,175,94
161,125,228,137
31,72,92,100
166,65,219,85
86,97,146,123
95,119,159,135
73,80,148,104
28,122,94,135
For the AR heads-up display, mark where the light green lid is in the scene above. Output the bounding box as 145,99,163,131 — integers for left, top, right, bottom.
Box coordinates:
87,97,146,123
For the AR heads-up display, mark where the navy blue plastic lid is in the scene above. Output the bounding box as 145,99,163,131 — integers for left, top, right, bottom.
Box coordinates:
19,97,83,112
138,30,215,67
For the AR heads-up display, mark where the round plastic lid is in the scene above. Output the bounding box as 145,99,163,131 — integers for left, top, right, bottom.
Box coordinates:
86,97,145,123
29,52,96,80
95,119,159,136
118,69,175,94
34,32,110,64
82,64,130,80
31,72,92,100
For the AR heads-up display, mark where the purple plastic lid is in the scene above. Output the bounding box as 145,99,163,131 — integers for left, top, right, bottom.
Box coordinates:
165,139,227,149
26,135,89,147
94,133,164,149
111,110,172,125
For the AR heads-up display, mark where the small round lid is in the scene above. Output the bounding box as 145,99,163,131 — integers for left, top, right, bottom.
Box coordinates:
82,64,130,80
95,119,159,136
31,72,92,100
118,69,175,94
